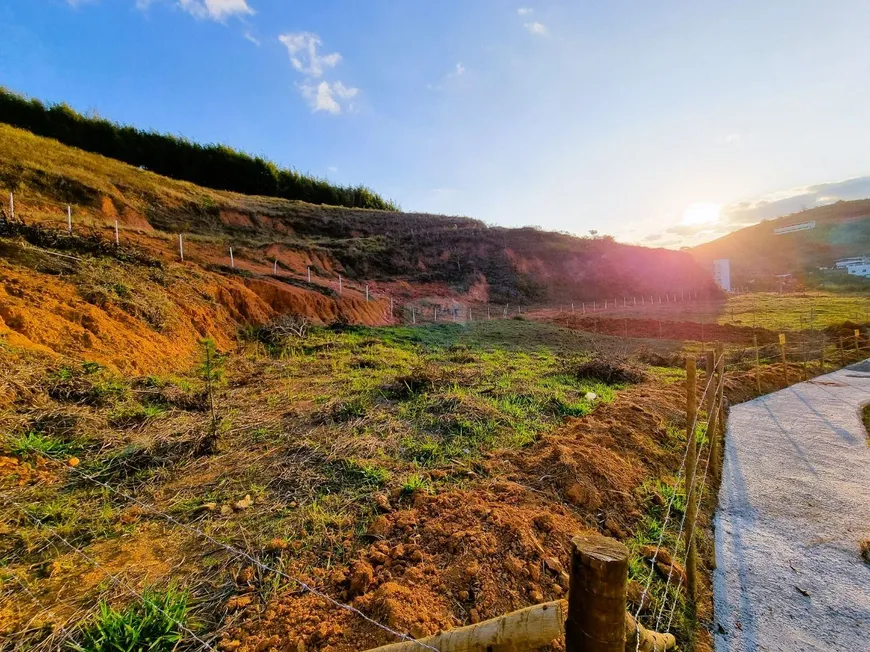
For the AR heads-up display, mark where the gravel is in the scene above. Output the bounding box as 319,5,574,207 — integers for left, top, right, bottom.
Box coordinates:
713,361,870,651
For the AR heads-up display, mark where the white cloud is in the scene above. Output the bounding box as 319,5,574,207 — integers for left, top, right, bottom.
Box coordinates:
243,30,260,45
178,0,253,21
524,21,549,36
327,166,339,173
299,81,359,114
428,62,467,91
517,7,533,15
279,32,342,78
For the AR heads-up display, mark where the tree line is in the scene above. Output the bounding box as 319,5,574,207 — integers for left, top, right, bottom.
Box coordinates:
0,87,398,211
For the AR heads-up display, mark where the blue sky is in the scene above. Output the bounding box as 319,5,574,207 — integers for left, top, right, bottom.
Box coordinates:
2,1,870,248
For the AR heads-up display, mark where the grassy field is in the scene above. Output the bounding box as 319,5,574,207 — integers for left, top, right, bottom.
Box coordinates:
572,292,870,332
1,318,708,651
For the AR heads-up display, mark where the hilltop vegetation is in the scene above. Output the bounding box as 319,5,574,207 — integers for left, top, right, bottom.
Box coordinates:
0,87,396,211
691,200,870,290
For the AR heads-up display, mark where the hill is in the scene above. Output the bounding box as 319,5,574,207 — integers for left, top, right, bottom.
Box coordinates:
690,200,870,290
0,122,719,372
0,87,396,211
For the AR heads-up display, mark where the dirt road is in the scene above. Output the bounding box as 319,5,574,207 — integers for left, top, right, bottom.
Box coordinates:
713,362,870,651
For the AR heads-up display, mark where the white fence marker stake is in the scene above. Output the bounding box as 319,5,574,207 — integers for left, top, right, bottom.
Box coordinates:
307,266,311,283
230,247,234,268
179,234,184,261
412,308,416,324
273,259,278,274
9,192,13,219
67,205,72,233
114,220,119,245
583,302,586,314
434,307,437,322
365,284,369,301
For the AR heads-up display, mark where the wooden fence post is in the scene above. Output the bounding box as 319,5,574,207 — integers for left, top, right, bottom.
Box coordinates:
710,344,725,478
712,343,725,480
753,334,761,394
855,329,861,357
839,337,845,367
565,534,628,652
820,334,825,372
683,357,698,603
779,333,788,384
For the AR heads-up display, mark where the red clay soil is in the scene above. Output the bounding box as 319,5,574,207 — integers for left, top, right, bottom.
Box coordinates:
0,223,399,374
218,378,714,652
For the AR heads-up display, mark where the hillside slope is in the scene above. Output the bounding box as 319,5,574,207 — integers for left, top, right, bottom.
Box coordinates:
0,124,718,300
691,200,870,289
0,123,719,373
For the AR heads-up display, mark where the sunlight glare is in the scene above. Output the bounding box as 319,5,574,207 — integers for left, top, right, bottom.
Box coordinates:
681,202,721,226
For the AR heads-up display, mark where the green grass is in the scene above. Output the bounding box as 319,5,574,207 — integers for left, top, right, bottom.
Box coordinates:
286,324,622,466
69,585,190,652
8,431,74,459
602,292,870,332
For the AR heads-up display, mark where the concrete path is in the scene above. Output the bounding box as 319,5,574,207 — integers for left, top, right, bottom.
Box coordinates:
713,362,870,651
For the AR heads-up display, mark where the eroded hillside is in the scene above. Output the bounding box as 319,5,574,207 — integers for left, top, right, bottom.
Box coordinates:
0,124,718,310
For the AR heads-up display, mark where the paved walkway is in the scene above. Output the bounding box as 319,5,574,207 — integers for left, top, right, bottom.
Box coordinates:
713,362,870,651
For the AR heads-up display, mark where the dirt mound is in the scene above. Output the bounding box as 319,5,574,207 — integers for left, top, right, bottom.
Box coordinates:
220,378,698,652
573,358,647,384
561,316,775,345
221,484,582,651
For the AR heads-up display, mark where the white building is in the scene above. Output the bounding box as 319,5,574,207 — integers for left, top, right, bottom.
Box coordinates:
846,263,870,278
712,259,731,292
835,256,870,269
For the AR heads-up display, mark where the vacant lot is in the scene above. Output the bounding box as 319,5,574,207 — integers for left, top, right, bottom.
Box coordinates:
2,317,717,651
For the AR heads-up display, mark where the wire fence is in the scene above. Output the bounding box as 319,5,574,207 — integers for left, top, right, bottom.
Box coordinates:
0,430,439,651
631,352,723,649
2,194,715,323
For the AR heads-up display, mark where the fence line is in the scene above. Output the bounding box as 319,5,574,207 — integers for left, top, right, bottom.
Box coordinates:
3,554,82,650
632,355,720,640
7,496,217,651
1,440,439,652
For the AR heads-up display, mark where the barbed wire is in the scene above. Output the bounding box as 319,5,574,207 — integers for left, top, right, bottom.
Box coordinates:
632,355,720,646
1,442,440,651
7,496,217,651
653,394,717,631
664,417,718,632
2,556,82,650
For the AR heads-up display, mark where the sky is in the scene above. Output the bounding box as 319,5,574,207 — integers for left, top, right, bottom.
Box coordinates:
2,1,870,248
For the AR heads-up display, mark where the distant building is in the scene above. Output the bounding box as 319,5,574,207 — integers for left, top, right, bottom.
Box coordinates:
846,263,870,278
774,221,816,235
712,259,731,292
834,256,870,269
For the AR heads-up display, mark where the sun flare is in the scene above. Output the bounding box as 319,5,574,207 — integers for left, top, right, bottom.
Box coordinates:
681,202,721,226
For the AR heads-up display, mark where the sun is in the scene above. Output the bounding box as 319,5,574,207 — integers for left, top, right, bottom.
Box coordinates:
681,202,721,226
